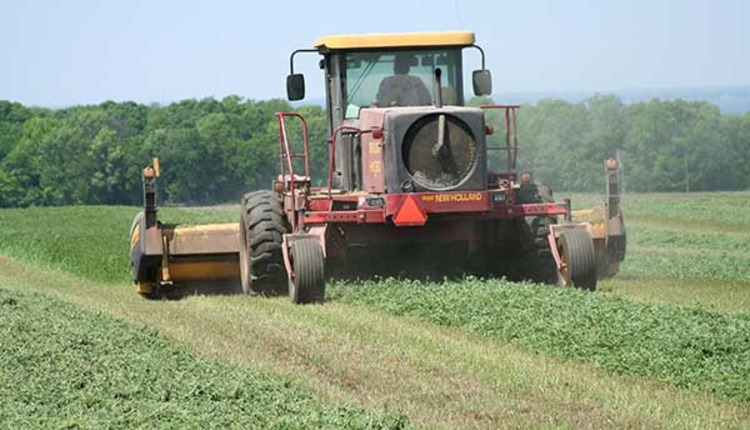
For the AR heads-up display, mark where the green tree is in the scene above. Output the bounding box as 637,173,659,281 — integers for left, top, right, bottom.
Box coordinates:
0,94,745,208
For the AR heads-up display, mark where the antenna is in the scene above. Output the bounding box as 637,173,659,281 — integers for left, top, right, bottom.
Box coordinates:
454,0,464,28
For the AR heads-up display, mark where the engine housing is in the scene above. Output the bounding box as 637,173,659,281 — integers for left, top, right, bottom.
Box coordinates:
382,107,487,193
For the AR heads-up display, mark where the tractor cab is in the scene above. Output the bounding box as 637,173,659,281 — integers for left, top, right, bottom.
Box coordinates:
286,31,492,131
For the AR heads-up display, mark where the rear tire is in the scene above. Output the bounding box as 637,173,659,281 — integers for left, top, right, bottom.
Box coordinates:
288,238,325,304
517,180,558,284
518,216,559,283
557,229,597,291
239,190,290,296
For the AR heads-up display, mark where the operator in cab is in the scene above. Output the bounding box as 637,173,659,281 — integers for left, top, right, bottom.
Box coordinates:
376,54,432,107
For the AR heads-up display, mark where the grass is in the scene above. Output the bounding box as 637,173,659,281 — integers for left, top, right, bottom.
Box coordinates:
0,287,408,429
0,205,236,284
331,277,750,403
568,191,750,232
1,192,750,427
1,258,748,429
622,192,750,231
325,192,750,403
567,192,750,311
0,206,411,428
620,215,750,282
604,193,750,314
601,277,750,315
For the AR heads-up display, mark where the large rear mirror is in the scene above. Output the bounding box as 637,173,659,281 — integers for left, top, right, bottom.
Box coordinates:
286,74,305,101
472,69,492,96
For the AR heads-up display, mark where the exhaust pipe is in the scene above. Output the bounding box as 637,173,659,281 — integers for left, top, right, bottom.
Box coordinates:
433,68,443,108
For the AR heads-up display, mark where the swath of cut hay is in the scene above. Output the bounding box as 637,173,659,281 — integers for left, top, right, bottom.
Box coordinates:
572,206,607,224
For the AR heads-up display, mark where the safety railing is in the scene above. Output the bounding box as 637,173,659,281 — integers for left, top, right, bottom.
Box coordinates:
276,110,312,194
275,113,310,226
480,104,521,176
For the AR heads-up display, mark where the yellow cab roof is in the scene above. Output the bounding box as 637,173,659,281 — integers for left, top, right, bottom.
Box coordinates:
314,31,475,51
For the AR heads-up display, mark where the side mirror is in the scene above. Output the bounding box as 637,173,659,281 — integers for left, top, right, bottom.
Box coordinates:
286,74,305,101
472,69,492,96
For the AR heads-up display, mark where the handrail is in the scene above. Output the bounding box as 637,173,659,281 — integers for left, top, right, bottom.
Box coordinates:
275,112,310,227
480,104,521,177
276,112,310,179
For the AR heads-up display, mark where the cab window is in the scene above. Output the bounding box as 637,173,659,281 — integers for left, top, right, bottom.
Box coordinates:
342,49,463,118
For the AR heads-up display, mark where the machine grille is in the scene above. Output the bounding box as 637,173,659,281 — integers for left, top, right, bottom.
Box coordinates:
402,114,477,189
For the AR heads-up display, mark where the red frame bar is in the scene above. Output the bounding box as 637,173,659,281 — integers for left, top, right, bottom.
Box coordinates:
276,112,310,227
299,190,568,227
276,112,310,182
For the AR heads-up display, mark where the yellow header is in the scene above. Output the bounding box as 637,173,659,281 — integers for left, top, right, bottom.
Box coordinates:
314,31,475,51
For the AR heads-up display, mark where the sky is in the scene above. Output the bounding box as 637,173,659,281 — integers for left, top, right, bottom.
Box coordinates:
0,0,748,106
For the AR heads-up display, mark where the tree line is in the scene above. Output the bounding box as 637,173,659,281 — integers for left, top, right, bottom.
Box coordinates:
478,95,750,193
0,95,747,207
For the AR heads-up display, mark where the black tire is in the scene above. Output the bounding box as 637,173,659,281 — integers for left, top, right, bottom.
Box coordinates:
239,190,290,296
241,190,267,205
518,216,559,283
288,238,325,304
557,229,597,291
517,180,558,283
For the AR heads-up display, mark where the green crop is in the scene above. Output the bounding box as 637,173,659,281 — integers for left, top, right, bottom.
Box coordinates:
1,193,749,411
0,206,236,284
0,288,409,429
330,278,750,403
622,225,750,281
622,192,750,230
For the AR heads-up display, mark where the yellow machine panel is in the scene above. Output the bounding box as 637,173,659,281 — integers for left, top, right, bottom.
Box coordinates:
314,31,475,51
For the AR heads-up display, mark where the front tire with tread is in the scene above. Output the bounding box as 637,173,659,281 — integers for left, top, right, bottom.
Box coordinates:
557,229,597,291
239,190,290,296
288,238,325,304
